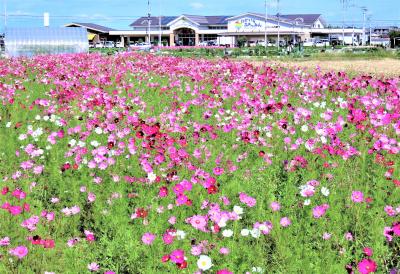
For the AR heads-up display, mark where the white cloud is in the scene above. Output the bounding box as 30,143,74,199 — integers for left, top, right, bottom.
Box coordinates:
190,2,205,9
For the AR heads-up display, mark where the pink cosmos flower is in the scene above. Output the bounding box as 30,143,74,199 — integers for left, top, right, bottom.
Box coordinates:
189,215,208,231
357,258,377,274
0,237,10,246
141,232,156,245
219,247,230,255
87,262,100,272
170,249,185,264
168,216,176,225
280,217,291,227
162,232,174,245
217,270,233,274
239,192,256,207
322,232,331,240
312,204,329,219
270,201,281,212
191,245,202,256
87,192,96,203
363,247,373,257
351,191,364,203
9,245,28,259
393,223,400,236
213,167,224,176
9,205,23,216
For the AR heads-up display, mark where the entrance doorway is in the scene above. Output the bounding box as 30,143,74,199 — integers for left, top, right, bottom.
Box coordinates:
174,28,196,46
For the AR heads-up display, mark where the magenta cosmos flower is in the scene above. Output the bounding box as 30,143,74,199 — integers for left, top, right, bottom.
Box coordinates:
170,249,185,264
312,204,329,219
141,232,156,245
9,245,28,259
357,258,377,274
351,191,364,203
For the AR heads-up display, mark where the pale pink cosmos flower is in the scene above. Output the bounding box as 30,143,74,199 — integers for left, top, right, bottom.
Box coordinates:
0,237,10,246
141,232,156,245
280,217,291,227
270,201,281,212
219,247,230,255
87,262,100,272
9,245,28,259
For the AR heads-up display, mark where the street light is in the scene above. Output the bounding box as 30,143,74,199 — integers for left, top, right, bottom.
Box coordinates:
277,0,280,50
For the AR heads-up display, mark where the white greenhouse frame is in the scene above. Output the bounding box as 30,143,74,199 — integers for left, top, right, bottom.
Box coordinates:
5,27,89,57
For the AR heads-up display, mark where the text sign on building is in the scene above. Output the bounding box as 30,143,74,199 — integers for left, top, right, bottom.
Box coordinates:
228,15,292,33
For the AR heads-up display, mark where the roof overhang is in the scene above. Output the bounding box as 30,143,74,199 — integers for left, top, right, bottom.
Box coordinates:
167,15,200,27
64,23,109,33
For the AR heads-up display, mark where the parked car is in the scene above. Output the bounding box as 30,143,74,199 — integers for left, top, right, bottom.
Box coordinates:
198,41,208,46
303,39,315,47
315,39,330,47
104,41,115,48
116,41,124,48
137,42,152,51
95,42,104,48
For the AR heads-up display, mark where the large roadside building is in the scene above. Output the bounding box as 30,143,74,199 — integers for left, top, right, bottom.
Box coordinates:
68,12,364,47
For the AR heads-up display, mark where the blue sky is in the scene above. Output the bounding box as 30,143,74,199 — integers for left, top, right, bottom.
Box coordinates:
1,0,399,30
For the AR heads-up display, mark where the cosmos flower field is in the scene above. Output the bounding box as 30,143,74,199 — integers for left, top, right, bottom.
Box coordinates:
0,52,399,274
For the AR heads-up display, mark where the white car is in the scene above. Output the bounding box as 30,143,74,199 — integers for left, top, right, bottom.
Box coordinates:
116,41,124,48
95,42,104,48
104,41,115,48
316,40,330,47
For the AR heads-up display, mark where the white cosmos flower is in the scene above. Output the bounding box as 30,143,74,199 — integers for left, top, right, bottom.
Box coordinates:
147,172,157,182
222,229,233,238
250,228,261,238
6,122,11,128
90,141,100,147
197,255,212,271
94,127,102,134
304,199,311,206
321,187,330,197
233,205,244,215
217,218,227,228
175,230,186,240
241,229,250,236
301,125,309,132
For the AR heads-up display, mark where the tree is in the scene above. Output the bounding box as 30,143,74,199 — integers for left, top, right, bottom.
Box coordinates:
389,30,400,48
237,36,248,48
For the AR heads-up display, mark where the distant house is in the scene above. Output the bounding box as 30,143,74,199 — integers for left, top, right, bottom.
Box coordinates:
65,23,116,43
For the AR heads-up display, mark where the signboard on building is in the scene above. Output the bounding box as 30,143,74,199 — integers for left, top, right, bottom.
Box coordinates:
227,15,292,33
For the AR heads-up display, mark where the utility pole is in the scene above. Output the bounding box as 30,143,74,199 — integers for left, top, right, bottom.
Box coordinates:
147,0,151,44
264,0,268,49
361,6,367,46
158,0,162,46
340,0,348,46
277,0,280,50
368,15,372,46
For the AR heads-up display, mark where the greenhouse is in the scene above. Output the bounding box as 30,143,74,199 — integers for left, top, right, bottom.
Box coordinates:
5,27,89,57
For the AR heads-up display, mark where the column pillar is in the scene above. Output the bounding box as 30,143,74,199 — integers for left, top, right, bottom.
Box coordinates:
195,32,200,46
170,33,175,46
